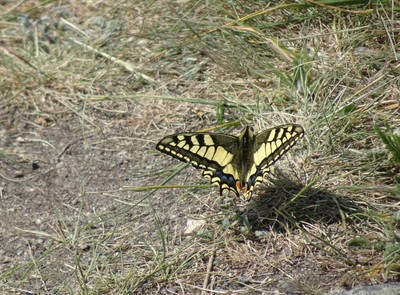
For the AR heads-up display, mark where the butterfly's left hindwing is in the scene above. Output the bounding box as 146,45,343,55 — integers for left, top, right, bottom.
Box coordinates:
156,124,304,200
156,132,242,195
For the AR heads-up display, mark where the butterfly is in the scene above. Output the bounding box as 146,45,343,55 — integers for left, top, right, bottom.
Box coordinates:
156,124,304,200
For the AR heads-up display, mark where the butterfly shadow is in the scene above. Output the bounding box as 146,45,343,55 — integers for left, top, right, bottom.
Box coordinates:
241,173,363,233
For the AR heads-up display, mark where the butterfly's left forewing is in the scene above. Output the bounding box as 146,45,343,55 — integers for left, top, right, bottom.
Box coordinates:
156,132,241,195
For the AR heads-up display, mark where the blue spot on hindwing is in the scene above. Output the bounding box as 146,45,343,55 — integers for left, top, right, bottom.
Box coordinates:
247,167,263,188
215,170,236,187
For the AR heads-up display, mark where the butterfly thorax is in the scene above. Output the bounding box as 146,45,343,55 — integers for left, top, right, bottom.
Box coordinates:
235,126,256,193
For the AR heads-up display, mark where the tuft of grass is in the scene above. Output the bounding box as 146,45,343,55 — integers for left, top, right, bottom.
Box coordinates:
374,123,400,163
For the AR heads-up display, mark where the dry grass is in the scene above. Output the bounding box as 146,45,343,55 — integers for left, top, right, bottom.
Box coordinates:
1,0,399,294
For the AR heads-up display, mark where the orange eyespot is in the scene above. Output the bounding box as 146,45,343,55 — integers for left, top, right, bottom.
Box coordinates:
236,181,241,192
236,181,248,194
